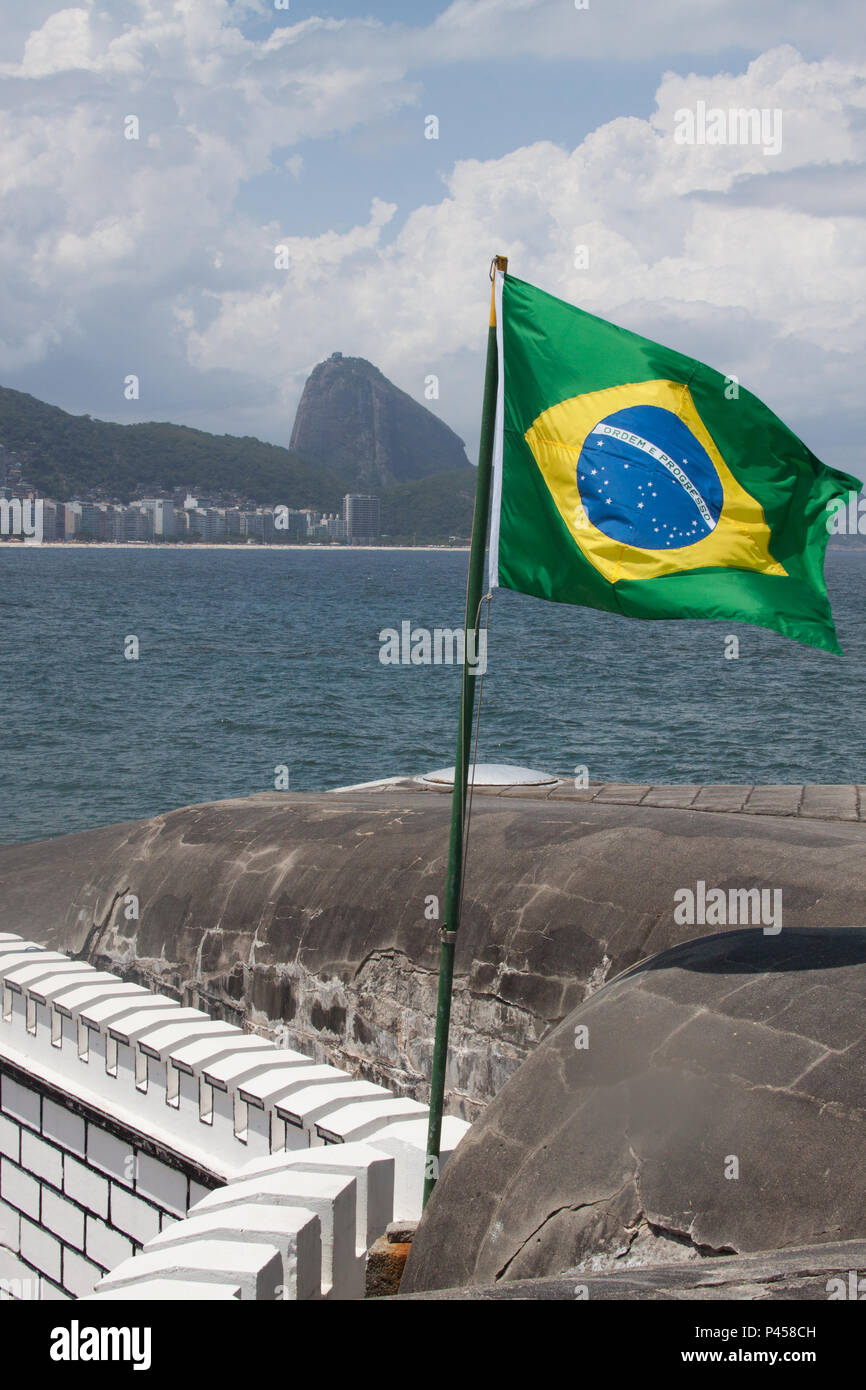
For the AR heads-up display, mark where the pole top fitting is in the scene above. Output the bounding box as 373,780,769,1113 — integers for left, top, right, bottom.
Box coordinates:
490,254,508,279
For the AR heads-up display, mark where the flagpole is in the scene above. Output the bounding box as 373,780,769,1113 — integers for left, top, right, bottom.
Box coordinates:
423,253,507,1208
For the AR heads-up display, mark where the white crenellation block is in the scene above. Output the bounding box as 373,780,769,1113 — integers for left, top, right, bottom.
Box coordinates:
370,1114,470,1219
28,970,121,1007
1,957,80,989
144,1202,322,1302
314,1096,429,1145
274,1080,393,1141
238,1144,395,1254
0,933,466,1297
76,991,174,1032
95,1239,283,1301
85,1278,241,1300
190,1169,359,1299
238,1062,348,1111
104,1007,205,1050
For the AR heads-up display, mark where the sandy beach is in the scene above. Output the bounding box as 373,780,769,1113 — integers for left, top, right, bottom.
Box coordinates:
1,541,469,552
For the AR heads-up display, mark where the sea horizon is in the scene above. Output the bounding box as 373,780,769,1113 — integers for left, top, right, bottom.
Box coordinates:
3,544,864,847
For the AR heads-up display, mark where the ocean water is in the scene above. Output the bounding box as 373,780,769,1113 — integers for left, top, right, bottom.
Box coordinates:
1,545,864,845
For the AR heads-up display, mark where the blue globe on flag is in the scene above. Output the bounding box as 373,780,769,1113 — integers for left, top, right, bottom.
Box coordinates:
577,404,724,550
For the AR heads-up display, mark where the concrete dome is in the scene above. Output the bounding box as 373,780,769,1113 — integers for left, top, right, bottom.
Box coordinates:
2,788,865,1122
403,927,866,1293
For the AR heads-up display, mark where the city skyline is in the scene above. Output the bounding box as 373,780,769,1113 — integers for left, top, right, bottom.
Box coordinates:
0,487,383,545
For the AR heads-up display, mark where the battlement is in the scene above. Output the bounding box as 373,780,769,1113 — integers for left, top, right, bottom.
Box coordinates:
0,933,467,1301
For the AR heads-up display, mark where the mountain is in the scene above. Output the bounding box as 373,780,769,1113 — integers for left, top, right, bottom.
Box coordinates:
0,382,476,541
289,352,470,487
0,385,350,510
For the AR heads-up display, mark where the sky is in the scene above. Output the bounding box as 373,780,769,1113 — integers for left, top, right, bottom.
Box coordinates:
0,0,864,476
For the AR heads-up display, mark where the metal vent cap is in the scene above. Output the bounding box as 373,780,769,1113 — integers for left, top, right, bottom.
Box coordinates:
416,763,557,789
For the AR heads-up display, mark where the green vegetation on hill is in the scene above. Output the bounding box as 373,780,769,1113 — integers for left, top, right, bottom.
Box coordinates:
0,384,478,542
0,386,349,509
380,468,476,542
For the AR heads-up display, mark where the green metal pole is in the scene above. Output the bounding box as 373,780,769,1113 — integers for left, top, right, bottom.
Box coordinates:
423,255,507,1208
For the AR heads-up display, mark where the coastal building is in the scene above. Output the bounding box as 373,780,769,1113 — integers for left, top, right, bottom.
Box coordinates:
274,507,309,541
11,491,387,545
241,510,274,542
306,512,346,541
140,498,177,539
78,502,101,539
344,493,380,543
40,499,58,541
102,505,124,542
122,505,153,541
63,502,81,539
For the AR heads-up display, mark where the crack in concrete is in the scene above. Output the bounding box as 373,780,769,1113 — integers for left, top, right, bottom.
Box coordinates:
75,886,128,963
493,1185,631,1282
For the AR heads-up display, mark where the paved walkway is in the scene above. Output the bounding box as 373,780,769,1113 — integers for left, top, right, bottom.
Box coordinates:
341,777,866,822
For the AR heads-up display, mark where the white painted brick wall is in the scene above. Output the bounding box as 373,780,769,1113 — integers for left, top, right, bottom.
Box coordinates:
40,1189,85,1250
0,1246,43,1300
0,1114,20,1161
85,1216,133,1273
0,1197,20,1253
20,1129,63,1187
42,1098,86,1157
109,1185,161,1245
1,1075,40,1129
86,1127,134,1186
63,1156,109,1219
0,930,471,1301
20,1217,61,1284
62,1248,104,1300
134,1153,187,1216
1,1158,40,1220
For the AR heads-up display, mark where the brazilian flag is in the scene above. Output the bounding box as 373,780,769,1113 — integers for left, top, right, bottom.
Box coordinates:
488,272,860,653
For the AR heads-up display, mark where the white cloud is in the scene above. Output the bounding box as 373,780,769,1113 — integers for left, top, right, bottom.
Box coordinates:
424,0,866,63
18,8,94,77
184,46,865,473
0,3,862,478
